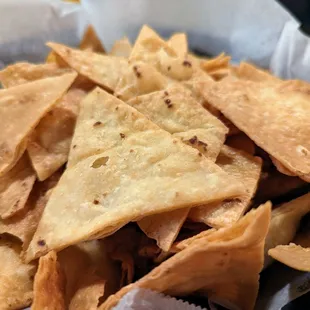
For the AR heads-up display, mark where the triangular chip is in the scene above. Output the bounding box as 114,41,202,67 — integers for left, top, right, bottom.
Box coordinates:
264,192,310,267
167,33,188,57
101,202,271,310
47,42,128,92
0,170,62,249
32,250,66,310
200,53,231,81
114,62,169,102
0,72,77,176
0,154,35,219
189,145,262,228
25,88,244,261
269,243,310,272
79,25,106,53
0,236,36,310
110,37,132,58
200,77,310,181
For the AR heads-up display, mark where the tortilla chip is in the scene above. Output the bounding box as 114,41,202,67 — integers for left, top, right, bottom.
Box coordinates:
226,132,256,155
200,77,310,180
269,243,310,272
25,88,244,261
189,145,262,228
47,42,128,92
101,202,271,310
114,62,170,102
264,192,310,267
0,170,62,249
167,33,188,57
0,236,36,310
0,72,77,176
0,154,35,219
79,25,106,53
110,37,132,57
0,62,71,88
200,53,231,81
69,271,105,310
32,251,66,310
138,208,190,252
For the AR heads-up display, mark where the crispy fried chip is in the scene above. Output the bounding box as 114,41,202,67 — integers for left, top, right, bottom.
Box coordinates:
0,236,36,310
25,88,244,261
0,170,61,249
268,243,310,272
264,192,310,267
47,42,128,92
1,63,86,180
0,154,35,219
189,145,262,228
200,77,310,181
32,251,66,310
69,271,105,310
167,33,188,57
101,202,271,310
0,72,77,176
79,25,106,53
110,37,132,57
114,62,169,101
200,53,231,81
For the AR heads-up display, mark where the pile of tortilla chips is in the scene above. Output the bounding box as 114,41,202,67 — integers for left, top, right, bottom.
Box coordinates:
1,25,310,310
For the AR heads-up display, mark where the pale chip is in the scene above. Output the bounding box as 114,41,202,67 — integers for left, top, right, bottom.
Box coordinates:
79,25,106,53
31,251,66,310
110,37,132,57
47,42,128,92
167,33,188,57
0,236,36,310
25,88,244,261
200,77,310,180
101,202,271,310
189,145,262,228
0,154,35,219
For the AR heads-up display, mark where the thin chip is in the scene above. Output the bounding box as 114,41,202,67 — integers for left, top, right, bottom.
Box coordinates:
31,251,66,310
268,243,310,272
47,42,128,92
0,154,36,219
101,202,271,310
0,72,77,176
110,37,132,57
264,192,310,267
200,77,310,181
189,145,262,228
167,33,188,57
114,62,169,102
25,88,244,261
0,170,62,249
69,271,105,310
201,53,231,81
0,62,71,88
0,236,36,310
79,25,106,53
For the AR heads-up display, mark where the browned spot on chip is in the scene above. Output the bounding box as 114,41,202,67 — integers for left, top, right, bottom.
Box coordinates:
119,133,125,139
91,156,109,168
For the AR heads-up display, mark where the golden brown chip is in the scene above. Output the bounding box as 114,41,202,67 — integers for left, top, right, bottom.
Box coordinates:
200,77,310,181
200,53,231,81
264,192,310,267
268,243,310,271
25,88,244,262
189,145,262,228
32,250,66,310
114,62,169,101
138,208,189,252
0,170,62,249
79,25,106,53
0,72,77,176
47,42,128,92
0,154,35,219
110,37,132,57
69,271,105,310
167,33,188,57
0,62,71,88
0,236,36,310
101,202,271,310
